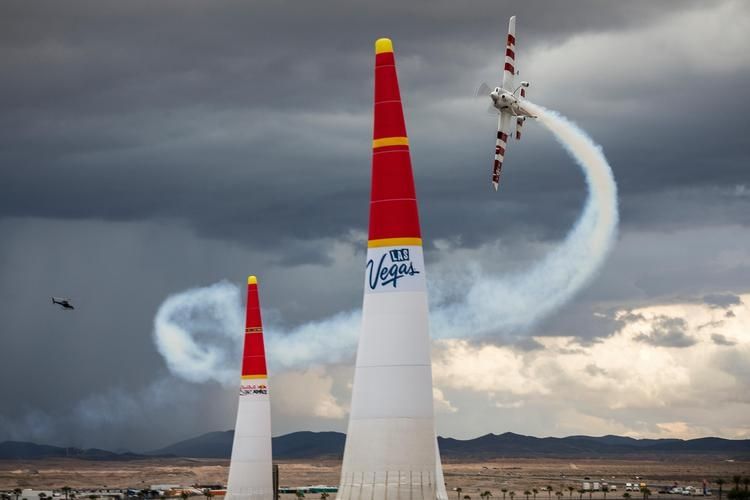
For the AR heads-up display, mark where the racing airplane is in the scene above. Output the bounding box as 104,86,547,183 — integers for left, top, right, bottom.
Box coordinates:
52,297,75,310
479,16,537,191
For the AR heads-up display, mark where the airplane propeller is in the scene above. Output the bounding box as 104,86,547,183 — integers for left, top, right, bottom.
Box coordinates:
476,82,492,97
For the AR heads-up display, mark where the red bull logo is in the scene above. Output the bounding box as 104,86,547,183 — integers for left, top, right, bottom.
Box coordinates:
240,383,268,396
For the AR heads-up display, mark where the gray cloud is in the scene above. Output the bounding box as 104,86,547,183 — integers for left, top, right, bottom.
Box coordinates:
585,364,608,377
711,333,737,346
633,316,696,348
703,293,742,309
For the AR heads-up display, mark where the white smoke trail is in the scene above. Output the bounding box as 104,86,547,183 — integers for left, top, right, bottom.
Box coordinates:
153,281,243,385
153,282,361,385
431,101,618,337
152,102,618,380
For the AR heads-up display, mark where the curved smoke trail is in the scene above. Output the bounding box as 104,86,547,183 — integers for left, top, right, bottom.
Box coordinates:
152,103,618,383
431,101,618,337
153,281,244,385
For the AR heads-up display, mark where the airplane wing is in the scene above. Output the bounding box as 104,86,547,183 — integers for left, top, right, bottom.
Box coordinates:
501,16,516,92
492,111,512,190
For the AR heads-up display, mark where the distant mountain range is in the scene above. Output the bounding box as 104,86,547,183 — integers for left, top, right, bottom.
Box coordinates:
0,441,147,461
437,432,750,459
149,431,347,460
2,431,749,461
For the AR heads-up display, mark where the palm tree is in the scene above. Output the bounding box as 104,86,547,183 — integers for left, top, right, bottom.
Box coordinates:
742,478,749,492
464,495,472,500
457,488,463,500
295,491,305,500
602,486,608,500
480,492,487,500
533,489,539,500
556,491,563,500
321,493,330,500
623,494,631,500
577,489,584,500
568,487,575,499
13,488,22,500
640,487,650,500
733,477,741,492
502,489,508,500
180,492,189,500
203,490,213,500
716,479,726,500
485,491,493,500
62,487,72,500
510,492,516,500
547,487,553,500
524,491,531,500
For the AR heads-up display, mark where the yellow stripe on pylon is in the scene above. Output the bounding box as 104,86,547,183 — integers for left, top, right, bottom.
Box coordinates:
368,237,422,248
372,136,409,149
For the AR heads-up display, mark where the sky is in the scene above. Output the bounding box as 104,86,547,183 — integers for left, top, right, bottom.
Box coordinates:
1,0,749,452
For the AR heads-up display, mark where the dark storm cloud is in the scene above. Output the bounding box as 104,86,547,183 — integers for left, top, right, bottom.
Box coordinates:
2,0,750,448
633,316,696,348
0,216,362,449
1,0,748,256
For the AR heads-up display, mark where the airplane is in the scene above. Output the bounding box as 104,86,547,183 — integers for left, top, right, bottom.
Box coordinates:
52,297,75,310
479,15,537,191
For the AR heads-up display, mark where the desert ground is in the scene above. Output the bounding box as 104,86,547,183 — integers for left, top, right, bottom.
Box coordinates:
1,457,748,497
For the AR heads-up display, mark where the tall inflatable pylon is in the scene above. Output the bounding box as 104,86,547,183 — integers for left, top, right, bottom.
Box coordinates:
226,276,274,500
338,38,446,500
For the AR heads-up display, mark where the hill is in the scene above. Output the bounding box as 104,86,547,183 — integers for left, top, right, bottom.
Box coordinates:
2,432,749,461
0,441,146,461
149,431,750,460
148,431,346,459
